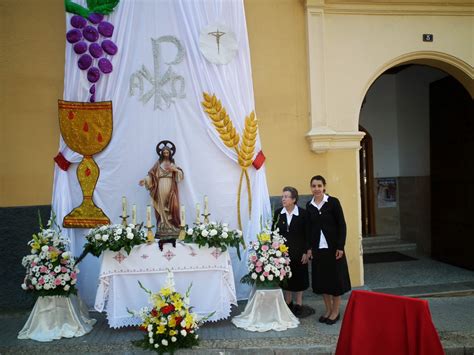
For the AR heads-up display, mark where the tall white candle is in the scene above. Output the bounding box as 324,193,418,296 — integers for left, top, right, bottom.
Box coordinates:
180,205,185,227
195,203,200,223
204,195,209,215
122,196,127,218
146,205,152,227
132,204,137,225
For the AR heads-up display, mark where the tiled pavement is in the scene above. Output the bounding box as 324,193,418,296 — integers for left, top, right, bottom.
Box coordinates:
2,252,474,354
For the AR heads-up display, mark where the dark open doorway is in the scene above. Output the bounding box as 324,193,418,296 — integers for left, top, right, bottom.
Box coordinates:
430,76,474,270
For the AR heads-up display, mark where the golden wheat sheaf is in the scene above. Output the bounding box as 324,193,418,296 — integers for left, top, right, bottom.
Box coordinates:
238,111,257,169
201,92,257,230
201,93,240,149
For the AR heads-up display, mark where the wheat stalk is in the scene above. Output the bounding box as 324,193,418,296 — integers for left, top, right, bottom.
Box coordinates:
201,93,240,149
238,111,257,169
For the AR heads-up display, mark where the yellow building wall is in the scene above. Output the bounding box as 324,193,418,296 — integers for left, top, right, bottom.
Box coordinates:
246,0,324,196
322,12,473,132
0,0,65,206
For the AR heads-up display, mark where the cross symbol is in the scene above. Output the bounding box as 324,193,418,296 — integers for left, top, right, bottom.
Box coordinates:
163,250,175,261
113,251,126,263
211,248,222,259
208,28,226,54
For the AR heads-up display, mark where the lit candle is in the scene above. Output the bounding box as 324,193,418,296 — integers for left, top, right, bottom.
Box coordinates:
122,196,127,218
146,205,152,227
132,204,137,225
195,203,200,223
180,205,185,227
204,195,209,215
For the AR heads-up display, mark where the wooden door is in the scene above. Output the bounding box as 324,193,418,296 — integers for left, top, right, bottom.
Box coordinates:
430,76,474,270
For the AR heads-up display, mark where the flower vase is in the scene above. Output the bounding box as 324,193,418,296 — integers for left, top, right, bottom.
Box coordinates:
18,294,96,342
255,281,280,290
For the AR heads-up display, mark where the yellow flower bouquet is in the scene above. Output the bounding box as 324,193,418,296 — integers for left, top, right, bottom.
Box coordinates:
129,271,206,354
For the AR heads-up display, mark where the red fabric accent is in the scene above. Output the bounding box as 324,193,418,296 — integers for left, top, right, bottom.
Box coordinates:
53,152,71,171
336,290,444,355
252,150,266,170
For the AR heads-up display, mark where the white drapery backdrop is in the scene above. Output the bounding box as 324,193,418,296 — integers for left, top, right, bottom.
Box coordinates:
52,0,271,307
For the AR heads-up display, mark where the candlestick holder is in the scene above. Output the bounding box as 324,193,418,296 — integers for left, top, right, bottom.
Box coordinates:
178,225,186,240
120,215,129,227
146,225,155,244
202,213,210,224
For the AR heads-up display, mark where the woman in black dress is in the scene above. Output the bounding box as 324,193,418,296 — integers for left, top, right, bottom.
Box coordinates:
273,186,311,317
306,175,351,325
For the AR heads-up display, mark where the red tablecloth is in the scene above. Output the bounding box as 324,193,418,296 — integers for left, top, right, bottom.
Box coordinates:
336,290,444,355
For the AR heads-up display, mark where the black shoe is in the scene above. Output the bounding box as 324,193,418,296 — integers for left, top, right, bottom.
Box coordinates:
293,304,303,317
298,305,316,318
318,315,328,323
286,301,294,311
325,314,340,325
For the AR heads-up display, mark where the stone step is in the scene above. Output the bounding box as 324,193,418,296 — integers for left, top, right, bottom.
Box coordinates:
362,236,416,254
362,235,400,245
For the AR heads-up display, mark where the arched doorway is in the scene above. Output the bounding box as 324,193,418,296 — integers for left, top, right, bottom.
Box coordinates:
359,58,473,270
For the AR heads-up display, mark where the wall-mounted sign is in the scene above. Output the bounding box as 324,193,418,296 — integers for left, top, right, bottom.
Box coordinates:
422,34,433,42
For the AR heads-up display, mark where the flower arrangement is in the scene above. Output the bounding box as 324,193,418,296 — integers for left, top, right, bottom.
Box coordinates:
129,271,203,354
241,227,292,288
21,216,78,297
78,223,146,263
184,221,245,259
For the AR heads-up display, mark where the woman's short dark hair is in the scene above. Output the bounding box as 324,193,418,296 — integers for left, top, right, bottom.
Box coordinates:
310,175,326,186
283,186,298,203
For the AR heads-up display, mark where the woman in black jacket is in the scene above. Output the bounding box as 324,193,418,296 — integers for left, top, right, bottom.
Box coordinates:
273,186,311,317
306,175,351,325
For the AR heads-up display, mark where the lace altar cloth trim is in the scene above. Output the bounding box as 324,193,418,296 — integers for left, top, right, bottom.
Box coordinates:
98,242,229,277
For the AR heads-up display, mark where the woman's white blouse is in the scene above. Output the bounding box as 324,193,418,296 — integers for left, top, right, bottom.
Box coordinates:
311,194,329,249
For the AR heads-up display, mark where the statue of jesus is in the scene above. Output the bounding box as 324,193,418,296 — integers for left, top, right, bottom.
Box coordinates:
139,140,184,236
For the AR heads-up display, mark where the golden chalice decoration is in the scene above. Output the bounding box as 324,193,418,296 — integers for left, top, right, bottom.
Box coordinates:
58,100,113,228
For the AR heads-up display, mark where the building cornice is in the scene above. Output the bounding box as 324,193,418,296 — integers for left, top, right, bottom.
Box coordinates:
306,129,366,153
306,0,473,16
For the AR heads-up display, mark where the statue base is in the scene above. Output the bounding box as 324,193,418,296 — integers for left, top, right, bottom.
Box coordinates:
156,224,179,239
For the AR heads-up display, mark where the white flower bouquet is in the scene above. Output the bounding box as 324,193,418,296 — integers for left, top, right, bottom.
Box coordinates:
79,223,147,263
241,227,292,288
183,221,245,259
21,216,78,297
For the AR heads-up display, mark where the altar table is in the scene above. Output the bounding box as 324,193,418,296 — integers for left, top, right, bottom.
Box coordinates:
335,290,444,355
94,242,237,328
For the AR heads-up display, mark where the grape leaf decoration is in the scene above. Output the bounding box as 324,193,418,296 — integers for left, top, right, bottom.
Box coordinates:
65,0,120,17
65,0,120,102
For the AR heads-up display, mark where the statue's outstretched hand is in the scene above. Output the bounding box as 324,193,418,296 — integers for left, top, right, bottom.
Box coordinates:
139,179,145,186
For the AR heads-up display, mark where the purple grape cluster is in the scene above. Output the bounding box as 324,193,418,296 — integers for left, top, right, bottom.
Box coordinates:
66,13,118,102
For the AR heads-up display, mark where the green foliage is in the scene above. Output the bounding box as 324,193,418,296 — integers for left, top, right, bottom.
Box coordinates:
65,0,120,16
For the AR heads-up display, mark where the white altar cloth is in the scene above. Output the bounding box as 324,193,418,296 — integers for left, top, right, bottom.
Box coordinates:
94,242,237,328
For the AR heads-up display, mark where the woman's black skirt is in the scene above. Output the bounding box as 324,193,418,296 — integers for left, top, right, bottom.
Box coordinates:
282,258,309,292
311,248,351,296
